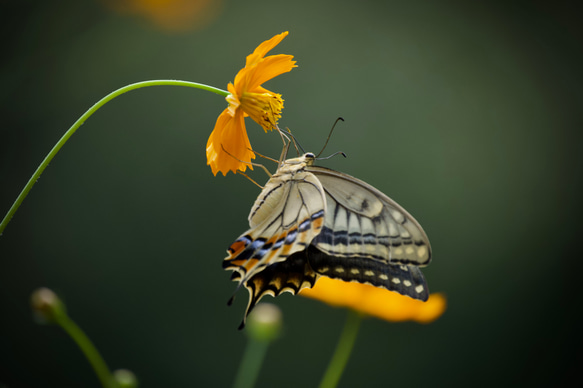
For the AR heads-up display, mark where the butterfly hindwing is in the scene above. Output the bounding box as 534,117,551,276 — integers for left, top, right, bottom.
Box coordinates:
232,248,320,330
306,245,429,301
223,168,326,295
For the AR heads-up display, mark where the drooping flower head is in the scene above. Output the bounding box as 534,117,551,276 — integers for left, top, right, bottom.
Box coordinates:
206,32,296,176
300,277,447,323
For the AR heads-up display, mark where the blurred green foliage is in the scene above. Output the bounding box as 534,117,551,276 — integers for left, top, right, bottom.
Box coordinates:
1,0,582,387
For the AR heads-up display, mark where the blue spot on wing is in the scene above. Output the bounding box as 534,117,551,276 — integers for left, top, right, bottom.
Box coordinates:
235,238,266,262
285,229,298,245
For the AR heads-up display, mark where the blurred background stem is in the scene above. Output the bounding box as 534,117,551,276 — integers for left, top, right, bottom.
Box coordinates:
55,313,115,388
233,337,270,388
318,310,362,388
31,288,124,388
0,80,228,236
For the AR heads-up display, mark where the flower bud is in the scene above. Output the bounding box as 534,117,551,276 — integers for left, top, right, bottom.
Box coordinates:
246,303,283,342
113,369,138,388
30,287,66,324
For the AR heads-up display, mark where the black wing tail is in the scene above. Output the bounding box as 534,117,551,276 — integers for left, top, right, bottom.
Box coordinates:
230,249,319,329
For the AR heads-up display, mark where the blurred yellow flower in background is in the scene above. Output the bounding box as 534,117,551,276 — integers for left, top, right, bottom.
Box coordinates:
206,31,296,176
101,0,223,32
300,277,446,323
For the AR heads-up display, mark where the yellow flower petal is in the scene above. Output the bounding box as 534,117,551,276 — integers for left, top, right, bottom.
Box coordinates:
206,109,255,176
245,31,289,67
244,54,296,92
300,277,446,324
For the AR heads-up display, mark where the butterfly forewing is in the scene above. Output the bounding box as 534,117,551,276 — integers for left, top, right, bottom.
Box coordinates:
308,166,431,267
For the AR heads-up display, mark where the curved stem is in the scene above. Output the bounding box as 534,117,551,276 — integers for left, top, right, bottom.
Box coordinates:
55,313,114,388
0,80,228,235
318,310,362,388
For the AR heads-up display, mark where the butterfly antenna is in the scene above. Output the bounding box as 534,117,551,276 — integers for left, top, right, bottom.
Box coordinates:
220,144,272,178
317,150,347,161
316,117,344,158
277,125,307,157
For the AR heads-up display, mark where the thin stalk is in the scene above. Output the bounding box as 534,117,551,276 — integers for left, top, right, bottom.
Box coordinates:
0,80,228,235
55,313,115,388
233,338,270,388
318,310,363,388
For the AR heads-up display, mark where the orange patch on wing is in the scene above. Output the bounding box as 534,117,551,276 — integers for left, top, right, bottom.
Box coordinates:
227,259,247,267
312,216,324,230
242,258,260,271
227,239,247,256
261,231,291,262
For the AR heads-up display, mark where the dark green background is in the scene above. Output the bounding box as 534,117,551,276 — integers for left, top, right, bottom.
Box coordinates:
1,1,582,387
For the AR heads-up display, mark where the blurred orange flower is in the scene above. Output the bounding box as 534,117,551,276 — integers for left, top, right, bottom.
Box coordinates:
206,31,296,176
102,0,223,32
300,277,446,323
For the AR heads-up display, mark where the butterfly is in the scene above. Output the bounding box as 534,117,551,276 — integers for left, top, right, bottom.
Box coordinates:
223,149,431,329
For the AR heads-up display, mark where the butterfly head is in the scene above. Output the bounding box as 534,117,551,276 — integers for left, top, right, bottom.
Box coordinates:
284,152,316,166
279,152,316,170
303,152,316,164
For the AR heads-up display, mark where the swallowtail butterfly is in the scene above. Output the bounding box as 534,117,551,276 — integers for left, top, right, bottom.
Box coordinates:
224,151,431,328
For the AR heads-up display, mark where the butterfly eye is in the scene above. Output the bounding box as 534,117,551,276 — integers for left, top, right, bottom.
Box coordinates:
305,152,316,159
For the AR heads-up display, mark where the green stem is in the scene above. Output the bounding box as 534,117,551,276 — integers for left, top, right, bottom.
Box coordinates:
318,310,363,388
55,313,115,388
0,80,228,236
233,338,270,388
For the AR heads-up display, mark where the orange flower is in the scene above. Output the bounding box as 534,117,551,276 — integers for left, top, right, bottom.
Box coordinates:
206,32,296,176
101,0,223,32
300,277,446,323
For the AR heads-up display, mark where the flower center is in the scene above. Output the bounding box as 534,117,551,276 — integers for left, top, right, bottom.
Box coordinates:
240,92,284,131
